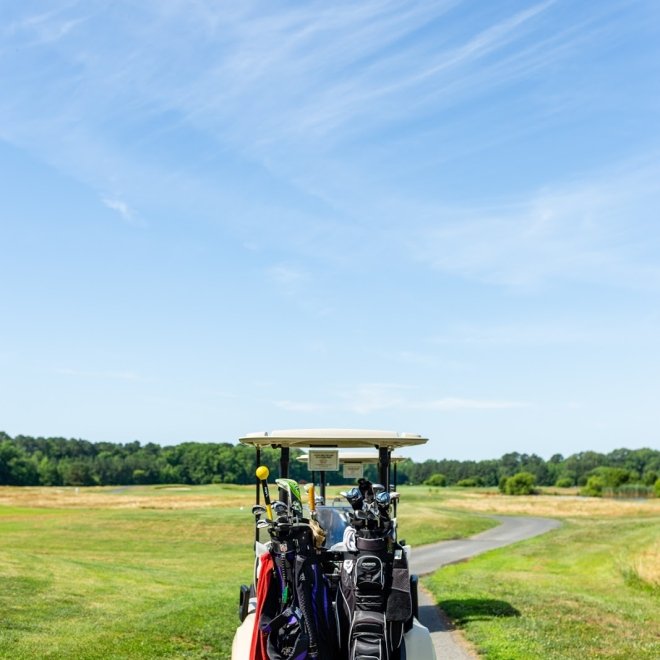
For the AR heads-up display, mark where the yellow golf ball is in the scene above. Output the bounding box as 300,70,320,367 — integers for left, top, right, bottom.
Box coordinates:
256,465,269,481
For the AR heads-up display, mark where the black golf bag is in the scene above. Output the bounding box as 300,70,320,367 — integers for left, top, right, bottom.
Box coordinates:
336,505,412,659
258,523,338,660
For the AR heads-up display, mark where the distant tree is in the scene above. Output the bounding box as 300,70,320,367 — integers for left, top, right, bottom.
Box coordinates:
498,452,523,480
60,460,95,486
555,477,573,488
1,431,659,490
0,441,38,485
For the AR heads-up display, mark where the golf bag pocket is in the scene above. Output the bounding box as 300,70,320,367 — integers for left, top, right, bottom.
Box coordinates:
263,607,309,660
354,555,384,592
349,610,386,660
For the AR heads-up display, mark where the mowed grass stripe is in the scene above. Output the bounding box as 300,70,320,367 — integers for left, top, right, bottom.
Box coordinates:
0,506,253,659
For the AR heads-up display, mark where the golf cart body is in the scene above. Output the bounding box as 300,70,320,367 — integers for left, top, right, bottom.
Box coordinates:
231,429,436,660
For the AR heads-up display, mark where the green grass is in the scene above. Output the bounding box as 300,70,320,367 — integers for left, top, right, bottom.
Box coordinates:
0,485,490,659
9,485,655,659
0,506,254,659
425,515,660,659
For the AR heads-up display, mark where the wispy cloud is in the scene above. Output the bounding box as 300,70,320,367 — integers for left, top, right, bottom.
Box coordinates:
101,196,140,225
266,264,306,293
0,1,579,189
411,397,529,410
275,400,331,413
432,322,601,347
408,159,660,291
275,383,528,414
1,0,657,295
4,6,88,46
56,367,144,382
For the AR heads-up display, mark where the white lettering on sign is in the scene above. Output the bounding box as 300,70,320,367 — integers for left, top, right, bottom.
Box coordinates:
308,450,339,471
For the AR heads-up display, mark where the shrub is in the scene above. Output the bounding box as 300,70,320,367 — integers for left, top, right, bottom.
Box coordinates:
424,473,447,487
587,467,634,489
642,470,658,486
655,478,660,498
504,472,537,495
581,475,604,497
498,476,508,493
555,477,573,488
456,478,479,487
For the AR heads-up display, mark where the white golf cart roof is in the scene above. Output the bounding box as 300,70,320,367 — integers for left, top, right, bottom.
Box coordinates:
239,428,428,449
297,451,408,464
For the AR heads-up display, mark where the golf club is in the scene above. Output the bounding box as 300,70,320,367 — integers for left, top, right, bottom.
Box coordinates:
256,465,273,520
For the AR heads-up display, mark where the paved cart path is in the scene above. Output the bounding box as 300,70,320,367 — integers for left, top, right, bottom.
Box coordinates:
410,515,561,660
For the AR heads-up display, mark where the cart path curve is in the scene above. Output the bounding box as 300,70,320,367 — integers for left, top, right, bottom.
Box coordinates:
411,515,561,660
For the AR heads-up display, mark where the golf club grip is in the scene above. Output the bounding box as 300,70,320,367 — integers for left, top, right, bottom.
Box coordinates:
260,480,273,520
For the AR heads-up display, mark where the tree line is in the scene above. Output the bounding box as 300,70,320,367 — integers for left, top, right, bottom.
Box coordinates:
0,431,658,489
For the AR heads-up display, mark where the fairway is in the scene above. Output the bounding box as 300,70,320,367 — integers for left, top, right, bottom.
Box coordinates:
0,484,492,659
0,490,254,659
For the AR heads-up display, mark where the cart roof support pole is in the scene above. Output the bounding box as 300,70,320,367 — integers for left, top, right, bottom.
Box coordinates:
279,446,290,478
255,447,261,505
378,446,390,489
320,470,326,505
393,461,398,491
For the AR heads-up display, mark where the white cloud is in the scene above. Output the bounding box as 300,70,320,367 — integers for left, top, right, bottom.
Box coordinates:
275,400,330,413
267,264,305,286
412,397,529,410
341,383,410,414
101,196,140,225
275,383,529,414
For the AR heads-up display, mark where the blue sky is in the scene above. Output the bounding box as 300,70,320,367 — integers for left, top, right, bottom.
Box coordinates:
1,0,659,461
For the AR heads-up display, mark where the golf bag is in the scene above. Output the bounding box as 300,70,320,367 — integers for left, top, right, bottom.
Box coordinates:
256,523,338,660
336,485,412,660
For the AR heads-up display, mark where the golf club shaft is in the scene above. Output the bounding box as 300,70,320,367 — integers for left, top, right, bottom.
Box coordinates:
261,480,273,520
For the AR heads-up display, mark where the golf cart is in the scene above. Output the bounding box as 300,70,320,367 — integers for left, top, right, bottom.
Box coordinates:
231,429,436,660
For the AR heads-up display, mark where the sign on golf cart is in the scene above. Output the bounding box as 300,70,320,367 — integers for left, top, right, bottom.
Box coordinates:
343,462,363,479
231,429,436,660
308,449,339,471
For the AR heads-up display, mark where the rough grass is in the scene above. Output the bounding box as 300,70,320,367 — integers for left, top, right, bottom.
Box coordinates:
437,488,659,518
424,493,660,659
